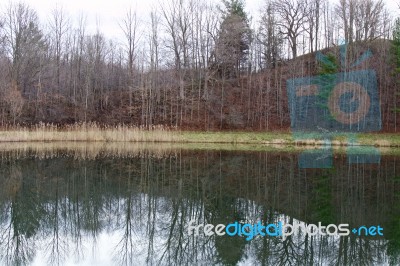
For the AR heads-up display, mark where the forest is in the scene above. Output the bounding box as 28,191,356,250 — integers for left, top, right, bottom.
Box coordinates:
0,0,399,132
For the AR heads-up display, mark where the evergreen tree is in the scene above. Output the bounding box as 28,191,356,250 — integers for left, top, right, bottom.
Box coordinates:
392,17,400,120
221,0,247,18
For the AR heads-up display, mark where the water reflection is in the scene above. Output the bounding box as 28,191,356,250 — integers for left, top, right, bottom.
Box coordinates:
0,143,398,265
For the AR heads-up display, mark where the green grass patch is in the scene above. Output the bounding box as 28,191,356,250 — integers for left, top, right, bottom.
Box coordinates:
179,131,292,144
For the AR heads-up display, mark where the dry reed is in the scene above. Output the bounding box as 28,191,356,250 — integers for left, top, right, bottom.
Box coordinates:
0,123,398,147
0,123,180,142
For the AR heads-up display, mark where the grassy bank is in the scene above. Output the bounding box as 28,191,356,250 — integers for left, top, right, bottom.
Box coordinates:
0,142,400,160
0,124,399,147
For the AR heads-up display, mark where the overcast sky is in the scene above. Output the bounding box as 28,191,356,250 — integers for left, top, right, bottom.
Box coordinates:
2,0,399,44
1,0,263,44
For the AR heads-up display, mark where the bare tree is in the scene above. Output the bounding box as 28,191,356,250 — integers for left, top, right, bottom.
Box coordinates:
322,0,335,48
336,0,388,44
306,0,322,52
48,4,70,93
119,7,140,107
3,2,47,93
356,0,387,41
144,9,160,126
4,81,24,125
160,0,192,100
258,0,283,68
274,0,309,58
335,0,356,44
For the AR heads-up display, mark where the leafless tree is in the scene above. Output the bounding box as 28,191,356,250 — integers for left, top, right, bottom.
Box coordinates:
0,0,396,130
258,1,283,68
274,0,309,58
160,0,193,100
355,0,387,41
3,2,47,93
119,7,140,106
306,0,322,52
4,81,24,125
335,0,388,44
48,5,69,93
335,0,357,44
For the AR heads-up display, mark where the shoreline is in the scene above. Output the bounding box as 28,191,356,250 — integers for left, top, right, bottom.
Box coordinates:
0,126,398,147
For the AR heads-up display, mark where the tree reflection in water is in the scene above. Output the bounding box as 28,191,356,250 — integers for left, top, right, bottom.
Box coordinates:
0,144,398,265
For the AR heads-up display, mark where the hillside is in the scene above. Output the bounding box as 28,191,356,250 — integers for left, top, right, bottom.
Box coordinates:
2,40,398,133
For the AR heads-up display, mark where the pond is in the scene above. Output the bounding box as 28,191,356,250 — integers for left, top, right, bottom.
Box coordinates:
0,142,399,265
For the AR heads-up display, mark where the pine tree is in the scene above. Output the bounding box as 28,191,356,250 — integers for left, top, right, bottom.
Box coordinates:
392,18,400,126
212,0,252,78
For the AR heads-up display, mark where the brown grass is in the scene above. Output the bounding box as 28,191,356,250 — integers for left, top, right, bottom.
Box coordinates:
0,123,399,147
0,123,180,142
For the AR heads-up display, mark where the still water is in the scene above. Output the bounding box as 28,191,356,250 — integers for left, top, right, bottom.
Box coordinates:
0,142,399,266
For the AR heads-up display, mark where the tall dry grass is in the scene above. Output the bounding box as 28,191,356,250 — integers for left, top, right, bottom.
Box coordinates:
0,122,180,142
0,123,398,147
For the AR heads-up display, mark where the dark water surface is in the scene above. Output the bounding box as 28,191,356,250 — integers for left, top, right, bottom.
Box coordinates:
0,143,399,266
